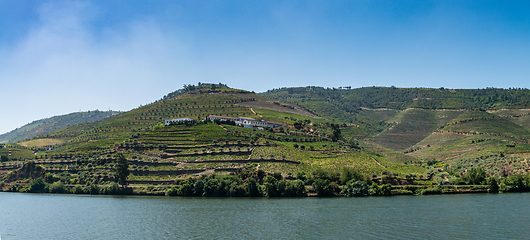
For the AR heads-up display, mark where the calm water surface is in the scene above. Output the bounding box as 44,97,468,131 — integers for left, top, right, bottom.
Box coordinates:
1,192,529,239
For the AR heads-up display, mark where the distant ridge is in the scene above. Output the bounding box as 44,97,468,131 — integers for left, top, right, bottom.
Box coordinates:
0,110,120,144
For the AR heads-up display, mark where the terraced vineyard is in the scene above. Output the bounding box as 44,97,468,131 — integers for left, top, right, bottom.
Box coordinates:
4,85,530,196
1,89,425,194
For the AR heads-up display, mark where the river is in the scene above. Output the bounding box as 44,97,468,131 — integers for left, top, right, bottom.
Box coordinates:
1,192,529,239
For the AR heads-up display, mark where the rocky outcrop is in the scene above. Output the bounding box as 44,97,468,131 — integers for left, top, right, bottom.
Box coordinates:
5,161,45,183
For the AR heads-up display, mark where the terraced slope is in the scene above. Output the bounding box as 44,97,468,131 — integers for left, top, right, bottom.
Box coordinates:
405,110,530,173
372,109,438,151
1,89,426,190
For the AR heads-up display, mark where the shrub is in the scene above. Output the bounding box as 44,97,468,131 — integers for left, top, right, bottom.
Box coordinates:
89,185,100,195
340,168,365,185
284,180,306,197
419,186,442,195
342,180,370,197
370,183,392,196
296,171,306,181
49,182,67,194
245,177,262,197
391,189,413,195
102,182,120,195
487,177,499,193
72,184,84,194
312,178,334,197
28,178,46,193
166,186,178,196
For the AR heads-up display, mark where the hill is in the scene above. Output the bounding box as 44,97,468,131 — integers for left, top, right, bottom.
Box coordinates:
262,86,530,173
3,84,530,196
0,110,120,144
1,85,425,196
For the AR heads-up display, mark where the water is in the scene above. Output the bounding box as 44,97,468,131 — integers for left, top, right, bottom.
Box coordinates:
1,192,529,239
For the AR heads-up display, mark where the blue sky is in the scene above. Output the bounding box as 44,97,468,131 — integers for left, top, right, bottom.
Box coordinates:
1,0,530,134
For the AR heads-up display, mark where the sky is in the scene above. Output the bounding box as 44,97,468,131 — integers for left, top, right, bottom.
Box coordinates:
1,0,530,134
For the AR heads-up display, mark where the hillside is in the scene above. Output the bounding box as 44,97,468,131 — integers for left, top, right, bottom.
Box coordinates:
260,87,530,179
0,110,120,144
2,84,530,196
261,86,530,137
1,85,425,196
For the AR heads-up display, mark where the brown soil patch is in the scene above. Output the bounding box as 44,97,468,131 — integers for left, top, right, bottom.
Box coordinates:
237,101,321,118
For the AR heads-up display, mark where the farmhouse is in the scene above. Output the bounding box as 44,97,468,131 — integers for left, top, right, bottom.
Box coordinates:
164,118,194,126
208,115,284,129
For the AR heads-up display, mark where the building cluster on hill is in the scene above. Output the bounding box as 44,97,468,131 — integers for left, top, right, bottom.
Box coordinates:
208,115,283,129
163,115,284,129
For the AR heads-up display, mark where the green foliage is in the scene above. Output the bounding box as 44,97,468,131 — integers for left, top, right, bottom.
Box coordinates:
340,167,365,185
296,171,306,181
341,180,370,197
460,168,486,185
101,182,121,195
499,174,530,192
284,180,306,197
487,177,499,193
28,177,46,193
49,182,67,193
418,186,442,195
72,184,84,194
370,183,392,196
152,122,164,131
312,178,334,197
245,177,262,197
193,179,205,196
89,185,100,195
166,186,178,196
264,175,280,197
114,153,129,186
179,181,194,196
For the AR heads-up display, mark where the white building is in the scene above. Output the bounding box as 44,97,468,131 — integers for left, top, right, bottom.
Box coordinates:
164,118,194,126
208,115,283,129
242,119,283,128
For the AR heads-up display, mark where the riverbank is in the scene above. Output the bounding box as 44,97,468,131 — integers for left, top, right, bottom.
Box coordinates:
0,181,496,197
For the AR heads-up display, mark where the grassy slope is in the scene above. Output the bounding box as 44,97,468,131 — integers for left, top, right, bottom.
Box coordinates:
17,138,68,148
0,111,119,144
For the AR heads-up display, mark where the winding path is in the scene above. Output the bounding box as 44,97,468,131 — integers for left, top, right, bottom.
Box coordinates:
250,108,262,117
371,157,384,167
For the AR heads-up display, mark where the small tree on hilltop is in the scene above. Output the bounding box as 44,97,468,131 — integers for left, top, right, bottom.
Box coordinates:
114,153,129,187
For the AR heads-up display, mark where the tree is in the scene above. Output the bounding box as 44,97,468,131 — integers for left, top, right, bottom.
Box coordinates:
330,124,341,142
28,177,46,193
114,153,129,187
461,168,486,185
312,178,334,197
342,180,370,197
487,177,499,193
264,175,279,197
245,177,262,197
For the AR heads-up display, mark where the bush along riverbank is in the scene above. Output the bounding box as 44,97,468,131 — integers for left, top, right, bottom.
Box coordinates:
3,162,530,197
